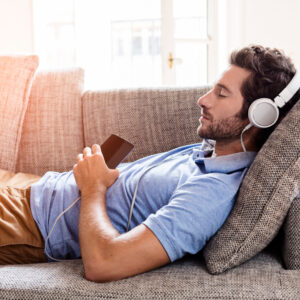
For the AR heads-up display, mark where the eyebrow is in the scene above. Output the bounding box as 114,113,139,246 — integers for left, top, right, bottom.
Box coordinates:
216,83,232,94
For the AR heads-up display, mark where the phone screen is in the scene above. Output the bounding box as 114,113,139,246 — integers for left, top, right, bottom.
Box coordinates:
101,134,134,169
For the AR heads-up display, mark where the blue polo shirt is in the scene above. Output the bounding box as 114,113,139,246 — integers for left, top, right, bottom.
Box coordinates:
30,139,257,262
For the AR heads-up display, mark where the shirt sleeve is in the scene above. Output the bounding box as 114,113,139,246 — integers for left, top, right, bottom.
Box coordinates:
142,174,237,262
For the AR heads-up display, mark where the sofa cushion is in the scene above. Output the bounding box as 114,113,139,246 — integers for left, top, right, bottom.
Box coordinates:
82,87,210,160
16,68,84,175
0,55,39,172
282,195,300,269
0,250,299,299
203,98,300,274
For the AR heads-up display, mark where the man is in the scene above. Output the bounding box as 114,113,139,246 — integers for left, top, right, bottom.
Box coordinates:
0,45,299,283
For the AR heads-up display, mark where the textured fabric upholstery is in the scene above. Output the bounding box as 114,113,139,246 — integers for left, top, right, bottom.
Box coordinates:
82,87,210,161
0,55,39,172
203,98,300,274
16,68,85,175
282,195,300,269
0,249,299,299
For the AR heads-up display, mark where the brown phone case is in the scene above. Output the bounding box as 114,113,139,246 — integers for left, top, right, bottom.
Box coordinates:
101,134,134,169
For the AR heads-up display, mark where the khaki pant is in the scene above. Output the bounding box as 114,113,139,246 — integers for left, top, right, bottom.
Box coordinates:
0,168,47,264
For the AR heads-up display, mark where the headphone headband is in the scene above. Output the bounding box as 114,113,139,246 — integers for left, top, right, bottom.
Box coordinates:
274,71,300,107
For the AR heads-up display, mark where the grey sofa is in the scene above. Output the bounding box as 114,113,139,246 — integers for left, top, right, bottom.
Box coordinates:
0,68,299,299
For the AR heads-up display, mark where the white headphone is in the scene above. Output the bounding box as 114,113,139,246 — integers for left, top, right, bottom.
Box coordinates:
248,70,300,128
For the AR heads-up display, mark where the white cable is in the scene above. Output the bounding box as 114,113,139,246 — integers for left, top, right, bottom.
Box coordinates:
44,146,203,260
44,196,81,262
126,149,193,232
240,123,253,152
126,164,161,232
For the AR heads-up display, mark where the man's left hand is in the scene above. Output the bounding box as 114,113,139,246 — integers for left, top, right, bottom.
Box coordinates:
73,144,120,195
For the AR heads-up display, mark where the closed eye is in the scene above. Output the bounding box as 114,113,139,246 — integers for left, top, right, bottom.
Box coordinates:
218,87,227,98
214,83,231,98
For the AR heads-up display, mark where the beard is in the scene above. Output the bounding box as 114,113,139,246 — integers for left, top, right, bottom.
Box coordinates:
197,113,248,140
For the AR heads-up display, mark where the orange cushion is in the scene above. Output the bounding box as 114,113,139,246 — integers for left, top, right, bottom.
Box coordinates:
0,55,39,172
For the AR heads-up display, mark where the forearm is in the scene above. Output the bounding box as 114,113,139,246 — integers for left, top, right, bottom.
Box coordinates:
74,144,170,283
79,188,120,275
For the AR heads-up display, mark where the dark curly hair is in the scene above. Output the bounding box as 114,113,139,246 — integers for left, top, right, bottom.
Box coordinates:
230,45,300,149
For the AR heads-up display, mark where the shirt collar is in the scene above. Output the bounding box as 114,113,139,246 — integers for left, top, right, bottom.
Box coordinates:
194,139,258,173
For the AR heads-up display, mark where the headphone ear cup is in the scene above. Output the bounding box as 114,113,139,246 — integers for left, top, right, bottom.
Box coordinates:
248,98,279,128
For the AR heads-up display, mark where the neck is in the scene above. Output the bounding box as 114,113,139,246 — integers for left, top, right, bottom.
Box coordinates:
213,127,260,156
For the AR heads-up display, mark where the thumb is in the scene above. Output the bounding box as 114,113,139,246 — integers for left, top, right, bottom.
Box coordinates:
105,168,120,188
109,168,120,180
113,168,120,178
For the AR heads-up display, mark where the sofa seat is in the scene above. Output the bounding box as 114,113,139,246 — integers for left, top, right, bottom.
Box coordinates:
0,248,299,299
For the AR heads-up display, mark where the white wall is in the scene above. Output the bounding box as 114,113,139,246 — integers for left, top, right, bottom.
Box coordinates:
0,0,33,54
226,0,300,67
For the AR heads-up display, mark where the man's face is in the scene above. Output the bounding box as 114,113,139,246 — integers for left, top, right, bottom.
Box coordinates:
197,65,251,140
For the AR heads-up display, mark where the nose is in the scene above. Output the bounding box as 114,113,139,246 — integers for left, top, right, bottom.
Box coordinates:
197,90,213,108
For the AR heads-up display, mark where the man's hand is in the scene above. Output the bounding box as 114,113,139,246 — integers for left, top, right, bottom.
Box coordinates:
73,144,120,195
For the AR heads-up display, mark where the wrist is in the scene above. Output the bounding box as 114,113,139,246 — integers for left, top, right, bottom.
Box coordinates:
80,184,107,197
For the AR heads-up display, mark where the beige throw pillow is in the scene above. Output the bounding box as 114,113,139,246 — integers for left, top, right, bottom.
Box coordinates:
203,97,300,274
0,55,39,172
16,68,85,176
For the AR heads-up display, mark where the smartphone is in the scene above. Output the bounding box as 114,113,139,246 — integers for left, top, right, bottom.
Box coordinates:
100,134,134,169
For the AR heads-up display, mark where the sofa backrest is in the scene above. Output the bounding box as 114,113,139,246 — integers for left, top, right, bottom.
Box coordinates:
82,87,210,162
15,72,210,175
16,68,84,176
0,55,39,172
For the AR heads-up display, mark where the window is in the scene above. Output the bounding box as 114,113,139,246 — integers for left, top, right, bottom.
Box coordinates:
33,0,77,68
33,0,218,89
